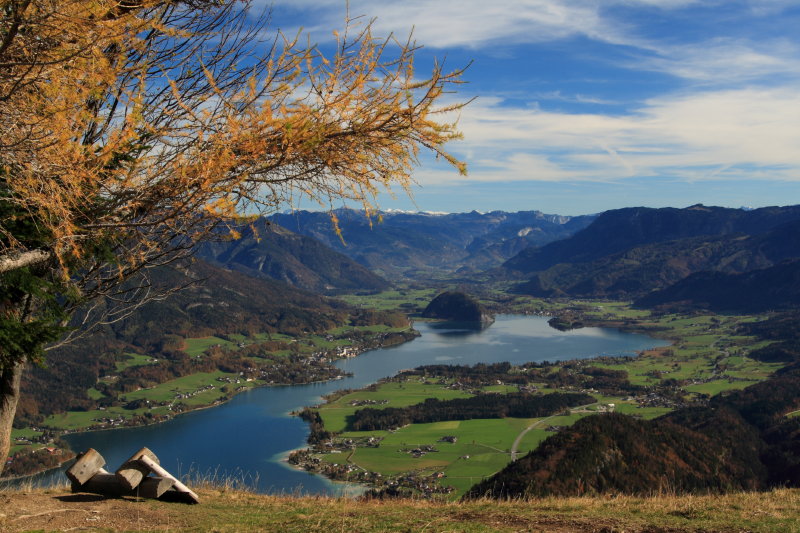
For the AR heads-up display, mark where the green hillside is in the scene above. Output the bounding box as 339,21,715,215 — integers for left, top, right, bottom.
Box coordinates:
16,259,403,428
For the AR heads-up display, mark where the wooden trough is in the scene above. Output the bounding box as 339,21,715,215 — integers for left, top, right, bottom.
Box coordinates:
66,447,199,504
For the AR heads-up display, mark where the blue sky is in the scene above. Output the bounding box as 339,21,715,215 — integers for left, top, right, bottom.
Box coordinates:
261,1,800,215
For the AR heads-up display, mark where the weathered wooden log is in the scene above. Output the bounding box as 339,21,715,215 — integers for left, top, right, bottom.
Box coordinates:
66,448,106,486
115,447,160,491
70,467,108,492
137,455,200,504
73,473,127,496
137,476,175,499
72,472,173,499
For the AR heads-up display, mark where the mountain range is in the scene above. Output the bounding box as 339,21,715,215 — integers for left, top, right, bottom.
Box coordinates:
270,208,595,276
202,204,800,311
499,205,800,305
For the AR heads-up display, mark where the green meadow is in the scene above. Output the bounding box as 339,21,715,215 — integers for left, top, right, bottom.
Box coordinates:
312,374,688,497
336,288,438,312
8,427,47,455
183,336,238,356
322,417,560,493
114,352,158,372
582,308,781,397
320,381,473,433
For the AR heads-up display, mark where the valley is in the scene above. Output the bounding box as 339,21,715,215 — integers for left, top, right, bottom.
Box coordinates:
5,5,800,529
5,205,800,507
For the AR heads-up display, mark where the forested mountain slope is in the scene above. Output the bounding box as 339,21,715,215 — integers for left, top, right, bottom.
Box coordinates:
17,259,389,424
198,219,389,294
503,204,800,275
467,364,800,499
504,205,800,299
516,219,800,299
636,258,800,312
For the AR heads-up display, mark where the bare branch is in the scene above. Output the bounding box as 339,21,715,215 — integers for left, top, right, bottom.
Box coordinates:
0,249,51,273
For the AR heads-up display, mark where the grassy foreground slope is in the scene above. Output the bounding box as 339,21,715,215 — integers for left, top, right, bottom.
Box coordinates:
2,487,799,532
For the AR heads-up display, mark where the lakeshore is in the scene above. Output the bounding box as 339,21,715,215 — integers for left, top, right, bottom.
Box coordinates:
3,327,420,481
5,315,667,494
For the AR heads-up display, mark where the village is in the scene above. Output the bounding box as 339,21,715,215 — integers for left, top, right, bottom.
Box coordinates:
287,447,455,497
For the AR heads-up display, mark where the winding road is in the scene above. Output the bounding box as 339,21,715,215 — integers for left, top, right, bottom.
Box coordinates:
509,403,598,461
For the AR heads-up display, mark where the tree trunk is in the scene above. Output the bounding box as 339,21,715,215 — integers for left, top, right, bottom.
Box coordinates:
0,362,24,475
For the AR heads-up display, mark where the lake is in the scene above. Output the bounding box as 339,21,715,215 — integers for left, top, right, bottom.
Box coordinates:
40,316,667,494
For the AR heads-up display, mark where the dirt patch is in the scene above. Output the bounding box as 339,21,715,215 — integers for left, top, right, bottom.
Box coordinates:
0,490,187,532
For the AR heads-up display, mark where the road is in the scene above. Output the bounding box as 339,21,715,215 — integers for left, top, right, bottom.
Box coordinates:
509,403,597,461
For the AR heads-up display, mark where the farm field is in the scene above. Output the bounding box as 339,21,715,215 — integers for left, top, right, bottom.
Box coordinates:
320,381,473,433
308,375,691,497
8,427,48,455
337,288,437,313
114,352,158,372
42,370,243,431
580,308,782,395
336,418,555,493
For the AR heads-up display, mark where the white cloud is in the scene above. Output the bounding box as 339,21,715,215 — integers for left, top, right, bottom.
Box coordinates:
635,38,800,84
531,91,619,105
264,0,698,49
745,0,797,16
257,1,800,191
414,86,800,185
265,1,799,87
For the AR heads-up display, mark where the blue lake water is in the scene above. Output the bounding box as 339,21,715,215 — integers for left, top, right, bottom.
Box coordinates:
34,316,667,494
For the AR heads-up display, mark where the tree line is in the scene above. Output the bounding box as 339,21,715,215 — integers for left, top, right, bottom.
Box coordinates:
401,361,643,396
346,392,594,431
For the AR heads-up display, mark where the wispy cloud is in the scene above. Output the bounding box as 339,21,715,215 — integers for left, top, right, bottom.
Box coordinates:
745,0,797,16
264,0,677,49
633,38,800,84
531,91,619,105
417,86,800,184
266,1,797,86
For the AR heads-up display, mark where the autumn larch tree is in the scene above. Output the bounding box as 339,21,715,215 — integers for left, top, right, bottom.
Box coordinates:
0,0,466,469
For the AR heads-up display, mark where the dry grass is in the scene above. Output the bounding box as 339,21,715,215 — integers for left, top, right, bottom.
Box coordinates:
1,486,798,532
